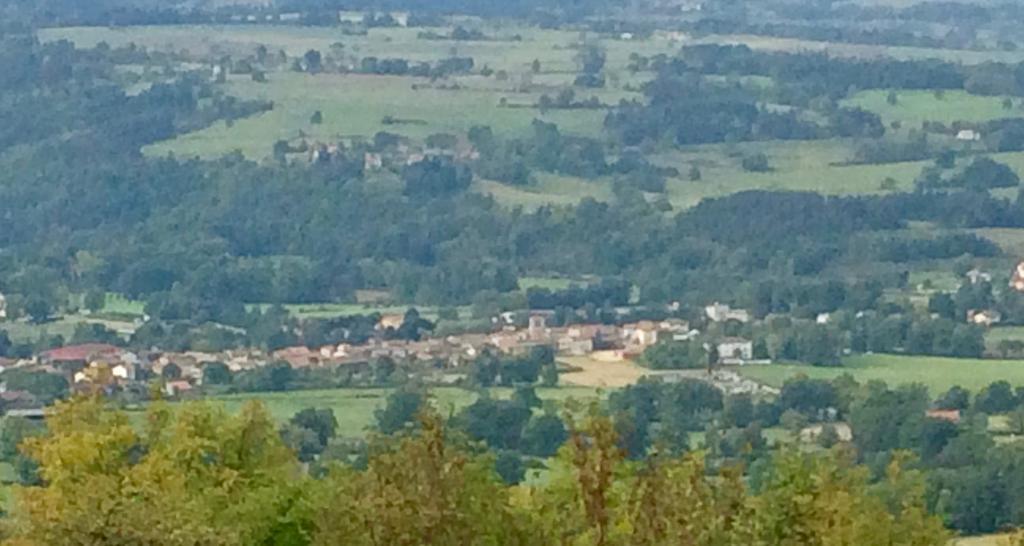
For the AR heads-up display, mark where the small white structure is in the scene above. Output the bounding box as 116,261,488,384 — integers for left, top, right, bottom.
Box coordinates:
0,292,6,320
968,309,1002,327
956,129,982,142
1011,262,1024,292
966,268,992,285
717,338,754,364
705,302,751,323
816,313,831,325
112,363,136,381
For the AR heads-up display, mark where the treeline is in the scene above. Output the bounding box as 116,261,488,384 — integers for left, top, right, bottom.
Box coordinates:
605,73,885,146
0,395,951,545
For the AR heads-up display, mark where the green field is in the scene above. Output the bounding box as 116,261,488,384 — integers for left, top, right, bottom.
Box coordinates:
699,34,1024,65
654,139,920,208
845,90,1024,127
143,72,611,159
204,386,600,437
740,354,1024,395
38,24,672,161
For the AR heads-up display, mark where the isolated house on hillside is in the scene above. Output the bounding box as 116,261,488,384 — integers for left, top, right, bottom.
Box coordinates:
717,338,754,364
956,129,982,142
967,309,1002,327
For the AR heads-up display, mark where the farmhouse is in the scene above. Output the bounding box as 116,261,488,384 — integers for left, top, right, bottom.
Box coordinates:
622,321,661,350
717,338,754,364
41,343,124,365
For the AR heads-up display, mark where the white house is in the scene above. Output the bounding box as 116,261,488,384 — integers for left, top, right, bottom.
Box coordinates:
705,302,751,323
956,129,982,142
0,292,6,320
717,338,754,364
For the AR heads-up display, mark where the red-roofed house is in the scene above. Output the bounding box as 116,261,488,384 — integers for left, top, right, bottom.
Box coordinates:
41,344,123,364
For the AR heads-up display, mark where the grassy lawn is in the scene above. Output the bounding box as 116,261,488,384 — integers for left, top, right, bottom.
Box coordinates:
518,276,580,291
845,90,1024,127
2,316,135,344
102,293,146,316
203,386,600,437
739,354,1024,396
558,356,649,388
656,139,921,208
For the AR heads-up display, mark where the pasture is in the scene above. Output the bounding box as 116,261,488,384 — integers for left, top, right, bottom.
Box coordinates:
205,386,600,437
41,24,669,161
558,355,649,388
845,90,1024,127
656,139,921,208
144,72,612,159
698,34,1024,65
739,354,1024,396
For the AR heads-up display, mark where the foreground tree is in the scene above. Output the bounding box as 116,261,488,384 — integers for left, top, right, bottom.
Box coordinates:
4,397,306,545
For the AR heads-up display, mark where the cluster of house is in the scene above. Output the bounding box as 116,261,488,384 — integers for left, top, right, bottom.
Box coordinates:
293,136,480,171
0,301,762,403
961,263,1024,327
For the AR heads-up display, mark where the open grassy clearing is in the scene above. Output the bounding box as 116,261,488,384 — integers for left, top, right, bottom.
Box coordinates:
845,90,1024,127
145,72,615,159
972,229,1024,257
517,276,579,291
40,24,677,76
558,355,649,388
2,316,136,344
655,139,921,208
739,354,1024,395
699,33,1024,65
203,386,600,437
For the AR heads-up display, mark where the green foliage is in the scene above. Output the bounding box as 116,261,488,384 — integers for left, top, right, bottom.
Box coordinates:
374,387,425,435
1,371,69,405
201,362,233,386
639,339,709,370
974,380,1018,414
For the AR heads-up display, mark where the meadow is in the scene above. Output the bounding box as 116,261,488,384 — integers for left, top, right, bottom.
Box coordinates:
144,72,617,159
739,354,1024,395
844,90,1024,127
697,34,1024,65
203,385,600,437
39,23,1024,211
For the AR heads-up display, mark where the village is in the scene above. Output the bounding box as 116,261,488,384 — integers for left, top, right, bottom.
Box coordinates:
0,299,777,413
